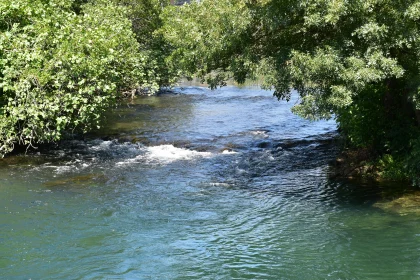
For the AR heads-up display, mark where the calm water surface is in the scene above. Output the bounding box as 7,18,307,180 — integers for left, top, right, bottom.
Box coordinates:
1,86,419,279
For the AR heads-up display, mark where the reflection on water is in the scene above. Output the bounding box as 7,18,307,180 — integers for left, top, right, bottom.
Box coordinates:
1,86,419,279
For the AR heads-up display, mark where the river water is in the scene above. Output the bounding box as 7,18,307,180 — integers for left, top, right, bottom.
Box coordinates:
1,86,419,279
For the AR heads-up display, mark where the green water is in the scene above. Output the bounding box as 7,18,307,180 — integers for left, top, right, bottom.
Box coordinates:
1,87,419,279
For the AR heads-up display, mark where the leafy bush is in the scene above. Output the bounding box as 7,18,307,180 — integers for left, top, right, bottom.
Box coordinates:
0,0,150,155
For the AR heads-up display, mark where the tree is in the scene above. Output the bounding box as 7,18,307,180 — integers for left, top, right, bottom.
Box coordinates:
161,0,420,182
113,0,181,90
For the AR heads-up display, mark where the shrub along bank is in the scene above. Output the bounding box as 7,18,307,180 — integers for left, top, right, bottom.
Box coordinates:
0,0,177,156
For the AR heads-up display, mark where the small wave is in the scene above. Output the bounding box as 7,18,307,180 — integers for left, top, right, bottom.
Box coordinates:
32,159,93,175
250,130,269,137
210,182,234,187
88,140,114,151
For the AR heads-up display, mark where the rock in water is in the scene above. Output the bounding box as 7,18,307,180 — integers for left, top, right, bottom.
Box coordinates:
374,191,420,215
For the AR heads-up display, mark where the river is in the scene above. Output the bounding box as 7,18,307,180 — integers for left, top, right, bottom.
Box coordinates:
1,86,419,279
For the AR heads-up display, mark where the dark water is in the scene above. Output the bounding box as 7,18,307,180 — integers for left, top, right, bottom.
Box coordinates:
1,86,419,279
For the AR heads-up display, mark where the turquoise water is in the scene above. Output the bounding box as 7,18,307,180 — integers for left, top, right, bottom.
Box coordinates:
1,86,419,279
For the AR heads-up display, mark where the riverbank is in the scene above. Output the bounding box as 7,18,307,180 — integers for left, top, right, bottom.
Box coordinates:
331,146,412,185
331,147,380,179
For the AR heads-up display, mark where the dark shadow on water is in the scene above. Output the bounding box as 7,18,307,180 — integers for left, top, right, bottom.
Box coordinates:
208,132,415,211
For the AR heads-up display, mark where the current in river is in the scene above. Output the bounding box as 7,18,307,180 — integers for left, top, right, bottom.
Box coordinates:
0,86,419,279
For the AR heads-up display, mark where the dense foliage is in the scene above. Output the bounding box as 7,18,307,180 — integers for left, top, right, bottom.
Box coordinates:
0,0,175,156
162,0,420,183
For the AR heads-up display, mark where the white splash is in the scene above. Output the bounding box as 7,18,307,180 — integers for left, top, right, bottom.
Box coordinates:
117,145,212,165
146,145,212,163
222,149,238,154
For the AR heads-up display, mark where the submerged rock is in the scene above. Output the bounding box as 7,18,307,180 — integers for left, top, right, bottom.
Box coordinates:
373,191,420,215
255,141,271,149
43,173,107,188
